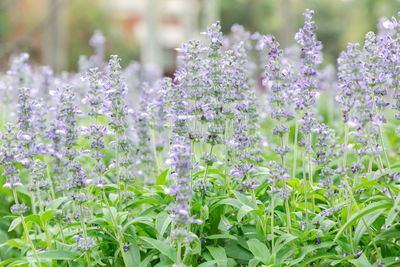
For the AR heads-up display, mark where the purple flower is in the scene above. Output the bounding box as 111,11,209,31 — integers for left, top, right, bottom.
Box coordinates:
354,250,362,259
300,221,306,231
295,9,322,155
11,203,29,215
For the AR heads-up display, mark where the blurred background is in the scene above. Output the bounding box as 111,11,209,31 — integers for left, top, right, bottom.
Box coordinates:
0,0,400,75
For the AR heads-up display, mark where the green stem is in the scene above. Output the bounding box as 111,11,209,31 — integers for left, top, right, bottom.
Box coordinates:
343,179,382,259
151,128,160,174
57,222,66,244
13,189,42,267
302,152,308,223
115,133,121,208
44,158,56,200
79,205,91,267
292,120,299,179
270,193,275,256
224,119,229,192
343,126,354,253
177,241,182,266
102,190,129,266
308,152,315,213
38,195,52,250
202,145,214,183
307,133,315,213
280,131,291,230
370,85,390,168
21,215,42,267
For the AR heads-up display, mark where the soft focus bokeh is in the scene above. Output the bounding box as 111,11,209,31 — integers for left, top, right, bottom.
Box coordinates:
0,0,400,74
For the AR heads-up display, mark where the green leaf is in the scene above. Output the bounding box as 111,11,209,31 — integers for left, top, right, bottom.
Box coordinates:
299,253,338,267
372,168,400,180
320,219,336,233
140,236,177,263
274,233,298,254
37,250,77,260
155,212,172,238
198,260,218,267
386,194,400,226
2,239,23,249
232,191,257,209
24,214,41,227
103,207,117,224
238,205,254,222
218,198,242,209
45,197,68,211
207,246,227,267
0,257,24,267
8,217,21,232
125,241,141,267
289,242,332,266
247,239,270,264
354,209,384,246
40,210,57,227
205,234,238,241
190,235,202,255
334,200,392,243
349,253,372,267
156,168,169,185
225,244,253,261
249,259,260,267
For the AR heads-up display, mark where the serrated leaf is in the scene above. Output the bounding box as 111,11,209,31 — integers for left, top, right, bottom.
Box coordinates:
140,236,177,263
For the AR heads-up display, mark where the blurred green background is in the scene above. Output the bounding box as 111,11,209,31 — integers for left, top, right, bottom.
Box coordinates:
0,0,399,72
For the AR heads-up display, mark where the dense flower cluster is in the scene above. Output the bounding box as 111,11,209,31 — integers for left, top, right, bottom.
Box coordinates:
0,9,400,267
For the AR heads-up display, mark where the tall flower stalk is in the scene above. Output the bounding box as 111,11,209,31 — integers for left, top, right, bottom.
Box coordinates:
104,55,129,206
164,71,202,265
294,9,323,217
263,34,294,230
1,123,42,266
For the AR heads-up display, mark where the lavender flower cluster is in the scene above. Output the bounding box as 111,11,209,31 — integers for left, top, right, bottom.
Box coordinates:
1,11,400,266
